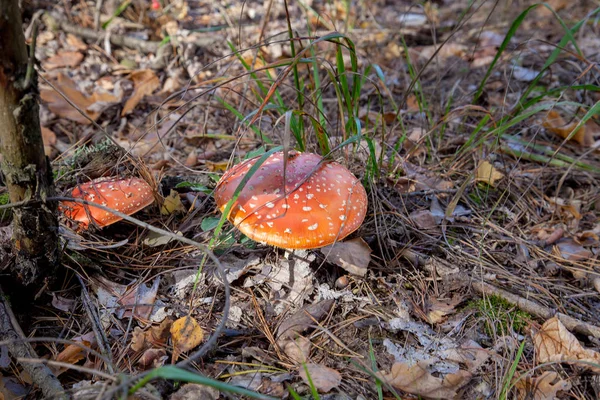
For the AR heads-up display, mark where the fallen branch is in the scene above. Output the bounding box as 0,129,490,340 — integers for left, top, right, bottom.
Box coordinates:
49,14,218,54
472,281,600,338
0,288,69,399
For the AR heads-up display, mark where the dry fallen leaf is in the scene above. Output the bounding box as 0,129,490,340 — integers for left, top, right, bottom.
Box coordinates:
554,239,592,262
298,363,342,393
280,335,311,364
137,348,168,370
320,238,371,277
161,190,185,215
171,316,204,362
170,383,219,400
43,51,84,70
117,277,160,320
51,293,76,312
514,371,572,400
409,209,439,231
40,73,122,124
542,110,594,146
426,295,463,324
276,299,334,340
398,161,454,192
378,360,472,399
131,319,173,352
475,161,504,187
41,127,57,157
533,317,600,373
66,34,88,51
54,332,97,375
122,69,160,115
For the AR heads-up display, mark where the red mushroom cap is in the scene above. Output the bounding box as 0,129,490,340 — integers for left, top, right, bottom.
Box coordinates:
214,151,367,249
60,177,154,229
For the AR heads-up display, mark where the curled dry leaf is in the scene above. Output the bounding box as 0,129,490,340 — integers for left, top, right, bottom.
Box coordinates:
41,127,57,157
118,277,160,320
514,371,572,400
426,295,463,324
43,51,84,70
276,299,334,340
533,317,600,373
171,316,204,362
121,69,160,115
475,161,504,187
51,293,76,312
40,73,122,124
541,110,594,146
130,318,173,352
54,332,97,375
169,383,219,400
299,363,342,393
137,348,168,370
377,360,472,399
320,238,372,277
281,335,311,364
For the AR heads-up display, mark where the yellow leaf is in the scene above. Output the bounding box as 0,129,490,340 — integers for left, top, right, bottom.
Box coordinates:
170,316,204,362
121,69,160,116
475,161,503,187
161,190,185,215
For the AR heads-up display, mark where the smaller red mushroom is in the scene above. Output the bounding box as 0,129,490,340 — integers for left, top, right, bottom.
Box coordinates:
60,177,154,229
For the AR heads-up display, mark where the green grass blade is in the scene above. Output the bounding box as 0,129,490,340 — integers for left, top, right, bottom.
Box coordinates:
129,365,277,400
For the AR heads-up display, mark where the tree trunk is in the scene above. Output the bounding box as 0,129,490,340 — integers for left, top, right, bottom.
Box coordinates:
0,0,59,286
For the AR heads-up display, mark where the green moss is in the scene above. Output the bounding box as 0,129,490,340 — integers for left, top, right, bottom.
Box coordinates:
468,295,530,336
0,193,12,222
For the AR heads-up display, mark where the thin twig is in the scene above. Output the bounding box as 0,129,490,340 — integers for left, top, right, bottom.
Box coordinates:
76,274,115,374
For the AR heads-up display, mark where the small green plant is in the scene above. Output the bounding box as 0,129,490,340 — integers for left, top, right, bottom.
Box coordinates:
468,295,530,337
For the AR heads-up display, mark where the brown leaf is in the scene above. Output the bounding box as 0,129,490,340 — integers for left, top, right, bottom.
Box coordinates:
276,299,334,340
409,210,439,231
51,293,76,312
54,332,97,375
117,277,160,320
514,371,572,400
400,162,454,192
171,316,204,362
40,73,121,124
121,69,160,115
66,34,88,51
378,360,472,399
169,383,219,400
280,336,311,364
320,238,371,277
298,363,342,393
542,110,594,146
137,348,168,370
554,239,592,262
44,51,84,70
131,319,173,352
533,317,600,373
426,295,463,324
41,127,57,157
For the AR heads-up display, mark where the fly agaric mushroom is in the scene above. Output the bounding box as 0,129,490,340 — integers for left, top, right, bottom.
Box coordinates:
214,151,367,249
60,177,154,229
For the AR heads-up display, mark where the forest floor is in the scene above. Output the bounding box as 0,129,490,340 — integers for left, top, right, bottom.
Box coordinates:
2,0,600,399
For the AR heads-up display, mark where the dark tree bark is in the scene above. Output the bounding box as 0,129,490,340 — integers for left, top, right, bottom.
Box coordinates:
0,0,59,285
